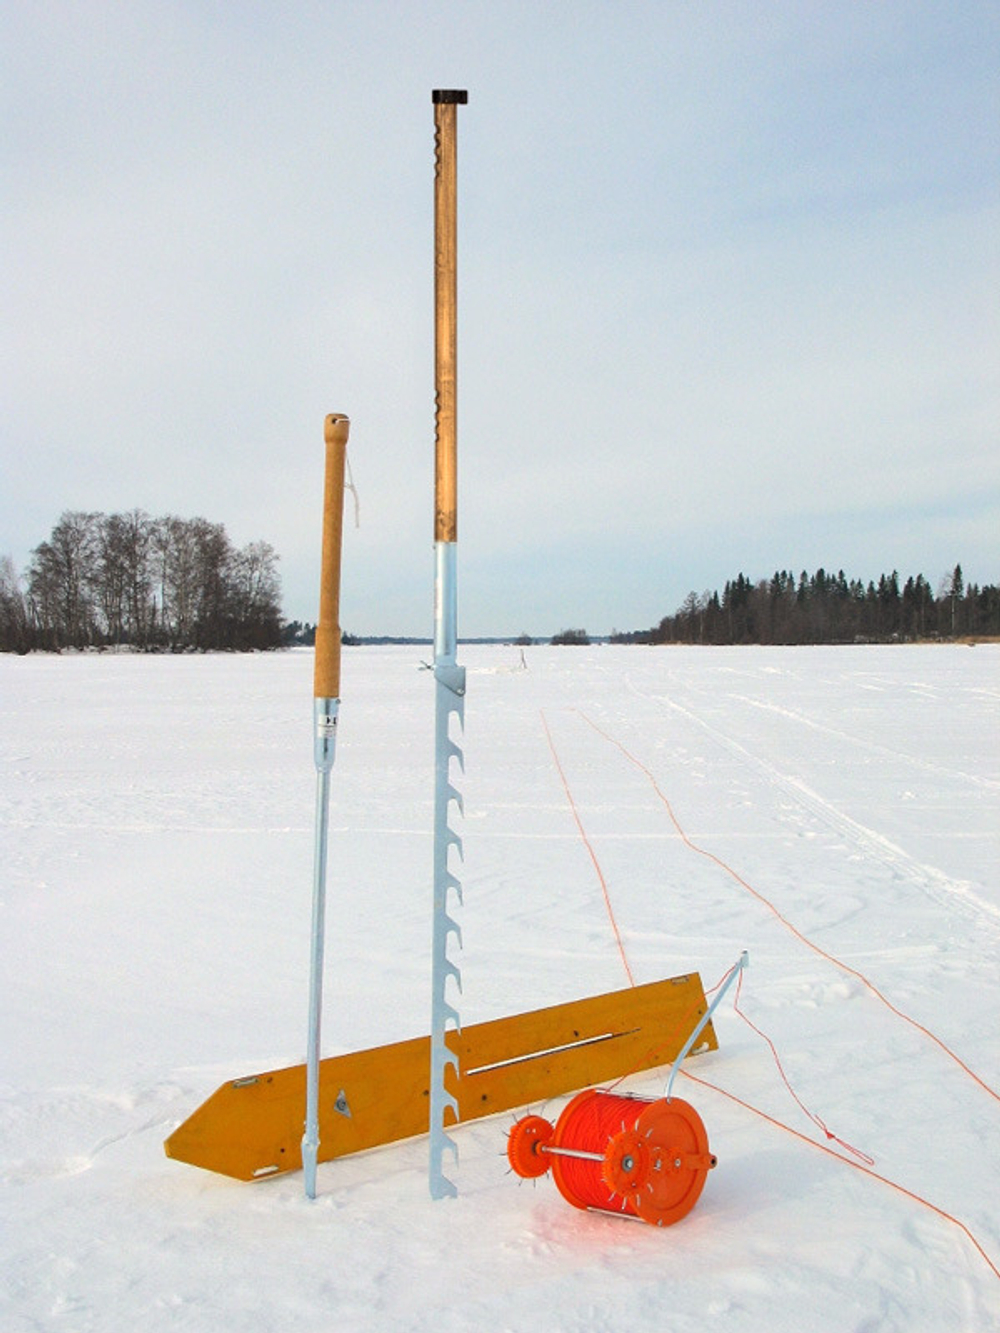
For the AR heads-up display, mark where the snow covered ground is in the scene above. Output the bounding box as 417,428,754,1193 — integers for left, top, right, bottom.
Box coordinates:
2,643,998,1331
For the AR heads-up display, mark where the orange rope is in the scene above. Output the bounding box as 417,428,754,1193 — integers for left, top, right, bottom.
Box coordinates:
681,1066,1000,1283
542,717,869,1153
578,710,1000,1107
540,709,635,986
537,708,1000,1284
731,967,874,1164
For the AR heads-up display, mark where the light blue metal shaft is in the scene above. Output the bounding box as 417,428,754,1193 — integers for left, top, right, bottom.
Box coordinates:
666,950,748,1101
303,697,339,1199
430,541,465,1199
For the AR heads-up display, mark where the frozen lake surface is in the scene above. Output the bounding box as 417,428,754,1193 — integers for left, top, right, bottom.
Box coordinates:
2,643,998,1330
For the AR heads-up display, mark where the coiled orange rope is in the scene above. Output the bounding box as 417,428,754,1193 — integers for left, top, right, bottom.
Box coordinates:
548,1091,652,1216
507,1089,716,1227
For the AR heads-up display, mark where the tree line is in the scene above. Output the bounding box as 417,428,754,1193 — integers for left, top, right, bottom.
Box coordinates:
632,565,999,645
1,510,282,653
281,622,366,647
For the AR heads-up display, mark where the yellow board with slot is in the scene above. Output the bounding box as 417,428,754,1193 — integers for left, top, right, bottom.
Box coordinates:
164,972,717,1182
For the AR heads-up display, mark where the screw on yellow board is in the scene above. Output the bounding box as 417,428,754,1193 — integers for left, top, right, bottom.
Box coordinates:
303,412,350,1200
164,973,718,1182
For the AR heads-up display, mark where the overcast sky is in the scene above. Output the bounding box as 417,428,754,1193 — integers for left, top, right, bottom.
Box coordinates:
3,2,997,638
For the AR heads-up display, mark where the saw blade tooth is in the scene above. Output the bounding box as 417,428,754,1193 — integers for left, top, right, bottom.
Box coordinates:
443,911,462,948
433,1077,459,1124
446,783,465,817
445,826,463,858
431,1038,459,1072
446,734,465,762
430,1136,459,1200
430,1129,459,1196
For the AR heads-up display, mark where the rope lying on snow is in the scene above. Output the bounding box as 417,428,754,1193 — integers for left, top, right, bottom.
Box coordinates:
577,708,1000,1109
681,1064,1000,1284
539,707,1000,1284
539,710,635,987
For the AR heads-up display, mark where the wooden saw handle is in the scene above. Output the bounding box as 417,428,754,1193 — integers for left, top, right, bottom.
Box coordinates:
433,90,466,544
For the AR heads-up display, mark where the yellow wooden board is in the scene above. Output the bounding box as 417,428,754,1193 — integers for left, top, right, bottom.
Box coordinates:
163,973,717,1181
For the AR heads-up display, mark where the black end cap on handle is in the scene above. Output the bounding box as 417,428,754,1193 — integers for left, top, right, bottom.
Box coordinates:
432,89,468,103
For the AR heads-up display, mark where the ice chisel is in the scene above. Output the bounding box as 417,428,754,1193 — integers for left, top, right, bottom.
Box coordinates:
303,412,350,1199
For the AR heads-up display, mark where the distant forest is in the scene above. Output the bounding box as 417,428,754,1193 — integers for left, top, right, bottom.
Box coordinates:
615,566,999,645
0,510,282,653
3,519,997,654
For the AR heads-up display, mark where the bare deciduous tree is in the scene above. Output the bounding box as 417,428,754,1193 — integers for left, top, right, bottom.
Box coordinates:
0,556,31,653
8,510,284,651
28,511,101,648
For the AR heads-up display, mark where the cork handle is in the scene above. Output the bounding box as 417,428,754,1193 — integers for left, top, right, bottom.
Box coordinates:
314,413,350,699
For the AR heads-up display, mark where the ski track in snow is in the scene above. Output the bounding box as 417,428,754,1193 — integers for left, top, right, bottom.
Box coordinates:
622,672,1000,932
722,692,999,793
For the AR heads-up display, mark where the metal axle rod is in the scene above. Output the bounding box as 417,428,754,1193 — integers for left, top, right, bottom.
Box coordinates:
539,1144,606,1163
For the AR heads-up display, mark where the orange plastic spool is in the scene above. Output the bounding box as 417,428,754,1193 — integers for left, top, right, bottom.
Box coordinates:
507,1090,716,1227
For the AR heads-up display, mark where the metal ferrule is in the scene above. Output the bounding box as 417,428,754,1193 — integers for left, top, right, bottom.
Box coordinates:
313,697,339,772
434,543,458,662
